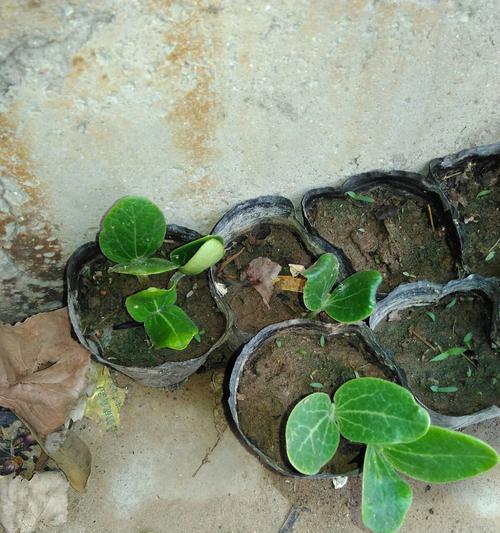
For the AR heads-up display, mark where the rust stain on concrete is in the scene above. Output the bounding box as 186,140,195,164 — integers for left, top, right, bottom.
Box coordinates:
0,113,62,285
160,1,220,166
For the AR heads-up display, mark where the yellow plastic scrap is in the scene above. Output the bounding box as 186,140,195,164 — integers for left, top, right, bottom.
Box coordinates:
84,365,126,431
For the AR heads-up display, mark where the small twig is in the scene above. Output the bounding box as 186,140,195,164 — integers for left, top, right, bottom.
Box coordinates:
218,247,245,274
462,353,478,369
427,204,436,233
409,326,438,352
191,431,224,477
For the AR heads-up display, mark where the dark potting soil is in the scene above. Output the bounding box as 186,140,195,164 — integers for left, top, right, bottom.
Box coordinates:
217,224,314,334
375,294,500,416
307,187,456,292
78,240,226,368
439,160,499,277
237,329,395,475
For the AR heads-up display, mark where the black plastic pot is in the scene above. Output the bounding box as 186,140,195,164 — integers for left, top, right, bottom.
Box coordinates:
370,276,500,428
428,142,500,277
66,225,231,388
209,195,349,349
228,318,405,479
302,171,463,290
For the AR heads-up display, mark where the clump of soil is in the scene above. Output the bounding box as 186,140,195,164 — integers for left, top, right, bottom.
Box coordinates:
307,187,457,292
216,224,314,333
439,159,499,277
237,328,395,475
78,240,226,368
375,294,500,416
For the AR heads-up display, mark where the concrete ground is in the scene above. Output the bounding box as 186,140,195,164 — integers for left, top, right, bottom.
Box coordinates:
37,370,499,533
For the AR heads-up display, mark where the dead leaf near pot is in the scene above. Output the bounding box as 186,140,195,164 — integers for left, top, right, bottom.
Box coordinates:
0,308,92,439
244,257,282,309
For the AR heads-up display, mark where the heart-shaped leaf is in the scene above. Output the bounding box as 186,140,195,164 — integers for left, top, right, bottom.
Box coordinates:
362,445,412,533
125,287,198,350
109,258,179,276
170,235,225,275
302,254,339,312
335,378,430,444
383,426,500,483
285,392,339,475
99,196,166,264
325,271,382,323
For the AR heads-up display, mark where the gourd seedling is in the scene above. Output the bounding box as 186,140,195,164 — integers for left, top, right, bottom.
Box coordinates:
98,196,225,350
286,377,499,533
302,253,382,323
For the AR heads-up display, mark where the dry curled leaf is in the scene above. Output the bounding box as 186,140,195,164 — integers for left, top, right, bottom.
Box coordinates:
245,257,282,309
289,263,306,277
0,308,92,439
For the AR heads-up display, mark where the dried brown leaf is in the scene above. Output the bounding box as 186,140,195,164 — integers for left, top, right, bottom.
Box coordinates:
245,257,282,309
0,308,91,439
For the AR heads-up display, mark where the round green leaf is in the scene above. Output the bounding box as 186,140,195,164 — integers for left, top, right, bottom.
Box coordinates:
170,235,225,275
109,258,179,276
335,378,430,444
125,287,198,350
285,392,339,475
302,253,339,312
383,426,500,483
362,445,412,533
99,196,166,264
325,270,382,323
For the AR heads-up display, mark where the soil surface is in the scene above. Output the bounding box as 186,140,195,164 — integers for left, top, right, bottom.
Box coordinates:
307,187,457,292
216,224,314,333
237,328,395,475
438,159,500,277
375,294,500,415
78,240,226,367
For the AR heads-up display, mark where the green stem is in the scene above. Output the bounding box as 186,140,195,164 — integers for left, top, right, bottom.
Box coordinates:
168,271,185,289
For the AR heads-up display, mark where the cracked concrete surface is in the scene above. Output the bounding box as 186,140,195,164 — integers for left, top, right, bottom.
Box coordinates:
1,0,499,321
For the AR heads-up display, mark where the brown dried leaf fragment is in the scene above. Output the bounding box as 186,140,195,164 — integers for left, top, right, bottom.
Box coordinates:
245,257,282,309
0,308,91,439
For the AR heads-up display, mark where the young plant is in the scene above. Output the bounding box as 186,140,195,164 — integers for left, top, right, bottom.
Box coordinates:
98,196,225,350
302,253,382,323
286,378,499,533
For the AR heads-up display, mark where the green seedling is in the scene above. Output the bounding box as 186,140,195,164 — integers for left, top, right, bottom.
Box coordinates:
484,238,499,263
476,189,492,199
302,254,382,323
319,335,326,347
285,377,498,533
425,312,436,322
98,196,225,350
310,382,323,389
467,367,473,378
194,329,205,343
445,298,457,310
430,385,458,393
429,347,466,362
346,191,375,203
275,339,282,348
463,332,473,350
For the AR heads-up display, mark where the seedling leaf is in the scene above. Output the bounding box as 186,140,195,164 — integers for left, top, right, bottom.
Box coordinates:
485,251,495,262
325,271,382,323
463,332,473,350
171,235,225,275
430,385,458,393
320,335,326,347
335,378,430,444
476,190,492,199
362,445,412,533
425,312,436,322
125,287,198,350
429,347,466,362
99,196,166,265
310,382,324,389
346,191,375,203
275,339,282,348
302,254,339,312
285,393,339,475
445,298,457,310
467,367,473,378
383,426,500,483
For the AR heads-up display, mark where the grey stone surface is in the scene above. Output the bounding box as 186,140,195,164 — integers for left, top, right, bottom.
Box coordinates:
1,0,499,321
